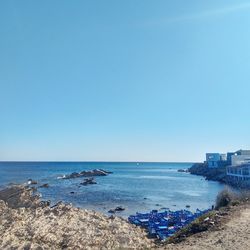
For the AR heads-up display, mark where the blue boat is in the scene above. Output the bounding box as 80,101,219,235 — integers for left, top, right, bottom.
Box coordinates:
128,208,210,241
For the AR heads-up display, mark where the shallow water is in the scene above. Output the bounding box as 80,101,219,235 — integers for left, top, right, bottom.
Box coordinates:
0,162,225,216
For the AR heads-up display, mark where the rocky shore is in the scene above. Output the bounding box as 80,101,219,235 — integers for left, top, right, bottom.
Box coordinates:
0,185,153,250
188,163,250,188
0,184,249,249
188,163,227,182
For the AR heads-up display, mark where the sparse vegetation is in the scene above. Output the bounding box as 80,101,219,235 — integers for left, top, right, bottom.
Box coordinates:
162,188,250,245
165,211,217,244
215,188,250,209
215,188,236,209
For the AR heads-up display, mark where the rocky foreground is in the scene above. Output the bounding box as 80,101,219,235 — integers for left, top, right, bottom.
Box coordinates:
1,185,250,250
0,185,153,250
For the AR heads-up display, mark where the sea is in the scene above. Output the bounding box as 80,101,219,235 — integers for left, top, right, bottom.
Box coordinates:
0,162,225,217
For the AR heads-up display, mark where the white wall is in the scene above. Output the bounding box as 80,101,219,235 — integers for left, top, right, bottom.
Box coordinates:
231,155,250,166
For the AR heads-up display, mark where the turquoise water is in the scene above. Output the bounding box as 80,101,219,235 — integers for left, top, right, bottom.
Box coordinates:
0,162,225,216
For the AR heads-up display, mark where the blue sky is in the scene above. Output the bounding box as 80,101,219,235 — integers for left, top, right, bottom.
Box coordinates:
1,0,250,162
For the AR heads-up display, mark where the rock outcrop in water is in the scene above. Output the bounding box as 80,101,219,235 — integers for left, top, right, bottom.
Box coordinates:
39,183,49,188
108,206,126,214
177,169,188,173
27,179,38,185
80,178,97,186
58,169,112,180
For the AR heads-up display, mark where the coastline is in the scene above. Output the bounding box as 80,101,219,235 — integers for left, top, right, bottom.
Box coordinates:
1,184,250,249
0,162,221,217
188,163,227,183
161,201,250,250
188,163,250,189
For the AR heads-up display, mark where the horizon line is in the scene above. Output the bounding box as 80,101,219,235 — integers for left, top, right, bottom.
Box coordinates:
0,160,197,164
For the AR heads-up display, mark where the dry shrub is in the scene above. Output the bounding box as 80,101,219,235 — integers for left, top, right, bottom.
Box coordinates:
238,190,250,201
215,188,236,209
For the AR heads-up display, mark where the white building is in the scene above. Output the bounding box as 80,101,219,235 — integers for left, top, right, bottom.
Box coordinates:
227,164,250,181
226,149,250,182
205,153,227,168
231,155,250,166
231,149,250,166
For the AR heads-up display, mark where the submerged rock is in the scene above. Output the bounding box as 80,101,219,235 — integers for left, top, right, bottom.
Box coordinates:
160,207,168,210
115,206,125,211
108,206,126,213
39,183,49,188
178,169,188,173
80,178,97,186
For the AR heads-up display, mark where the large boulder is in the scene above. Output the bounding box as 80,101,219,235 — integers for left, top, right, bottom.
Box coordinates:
0,185,40,208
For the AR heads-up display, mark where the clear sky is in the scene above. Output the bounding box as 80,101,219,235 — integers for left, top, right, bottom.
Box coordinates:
1,0,250,162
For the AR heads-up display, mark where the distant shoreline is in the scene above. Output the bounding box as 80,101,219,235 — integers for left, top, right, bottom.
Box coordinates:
189,163,250,189
0,160,196,164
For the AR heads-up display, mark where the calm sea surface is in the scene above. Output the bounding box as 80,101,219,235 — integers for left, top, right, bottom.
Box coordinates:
0,162,225,216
